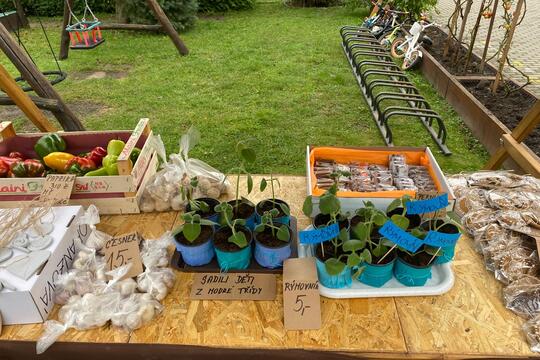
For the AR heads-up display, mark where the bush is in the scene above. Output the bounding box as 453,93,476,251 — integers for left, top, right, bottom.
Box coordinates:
0,0,115,17
198,0,254,13
391,0,437,18
284,0,341,7
125,0,198,32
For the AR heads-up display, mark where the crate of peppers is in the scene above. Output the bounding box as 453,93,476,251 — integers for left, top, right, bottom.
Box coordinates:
0,118,160,214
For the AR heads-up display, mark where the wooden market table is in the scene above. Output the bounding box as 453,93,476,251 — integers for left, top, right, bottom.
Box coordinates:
0,175,537,359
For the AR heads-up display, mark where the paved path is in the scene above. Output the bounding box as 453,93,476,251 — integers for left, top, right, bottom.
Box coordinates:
431,0,540,97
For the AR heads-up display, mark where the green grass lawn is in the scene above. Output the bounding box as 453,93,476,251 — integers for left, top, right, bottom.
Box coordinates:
0,2,488,175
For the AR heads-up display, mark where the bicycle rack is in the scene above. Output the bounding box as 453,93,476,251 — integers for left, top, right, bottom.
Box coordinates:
340,25,451,155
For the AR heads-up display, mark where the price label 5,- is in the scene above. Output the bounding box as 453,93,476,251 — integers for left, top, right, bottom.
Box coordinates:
103,232,144,280
283,257,321,330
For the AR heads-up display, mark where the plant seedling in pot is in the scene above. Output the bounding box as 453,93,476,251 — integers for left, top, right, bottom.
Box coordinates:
254,209,290,243
174,212,217,245
181,176,220,220
215,202,250,248
258,174,290,219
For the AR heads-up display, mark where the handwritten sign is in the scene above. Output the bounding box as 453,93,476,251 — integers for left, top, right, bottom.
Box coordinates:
283,257,321,330
40,174,76,205
103,232,143,280
299,223,339,244
423,231,460,247
190,273,276,300
378,221,423,252
406,193,449,215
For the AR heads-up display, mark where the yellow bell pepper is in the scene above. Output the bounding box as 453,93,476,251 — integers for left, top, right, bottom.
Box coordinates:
43,152,75,173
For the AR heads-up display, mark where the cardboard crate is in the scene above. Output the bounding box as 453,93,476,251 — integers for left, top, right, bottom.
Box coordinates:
0,119,159,214
0,206,85,325
306,145,455,214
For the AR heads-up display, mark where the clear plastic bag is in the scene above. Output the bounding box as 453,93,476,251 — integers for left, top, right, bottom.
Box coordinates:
139,126,230,212
461,208,496,237
504,276,540,319
137,267,175,301
110,293,163,331
140,232,173,268
523,313,540,353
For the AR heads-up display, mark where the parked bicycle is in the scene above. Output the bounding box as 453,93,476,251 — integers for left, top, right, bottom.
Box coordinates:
390,20,436,70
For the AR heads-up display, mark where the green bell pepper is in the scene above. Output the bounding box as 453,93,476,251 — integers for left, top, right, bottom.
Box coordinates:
107,139,125,157
130,147,141,165
34,134,66,159
84,154,132,176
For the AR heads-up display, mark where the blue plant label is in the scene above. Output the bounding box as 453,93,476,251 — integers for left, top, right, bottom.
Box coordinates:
423,231,461,247
378,221,423,253
299,223,340,244
406,193,449,215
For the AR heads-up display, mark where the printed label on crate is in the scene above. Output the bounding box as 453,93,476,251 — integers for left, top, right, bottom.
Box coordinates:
40,174,76,205
378,221,423,252
283,257,321,330
299,223,339,244
423,231,460,247
103,232,143,280
190,273,276,300
406,193,449,215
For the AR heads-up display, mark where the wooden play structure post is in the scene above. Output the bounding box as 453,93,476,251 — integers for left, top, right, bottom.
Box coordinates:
491,0,525,93
59,0,189,60
485,100,540,176
0,22,85,131
480,0,499,72
0,63,57,132
13,0,29,28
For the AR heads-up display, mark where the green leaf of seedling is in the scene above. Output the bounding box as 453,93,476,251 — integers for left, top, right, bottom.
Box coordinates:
199,219,216,226
260,178,267,192
183,223,201,242
190,177,199,188
364,200,375,208
279,203,290,216
229,231,248,248
319,193,340,215
269,208,280,217
182,212,193,222
327,183,338,196
361,249,372,264
302,196,313,217
324,258,346,276
410,227,426,239
347,252,362,268
424,246,442,256
198,201,210,213
254,224,265,233
338,228,349,242
277,225,290,242
353,266,366,279
373,212,387,226
352,223,369,242
371,244,386,258
380,238,395,247
343,239,365,253
234,218,246,227
193,214,201,222
391,214,409,230
386,198,402,214
247,174,253,194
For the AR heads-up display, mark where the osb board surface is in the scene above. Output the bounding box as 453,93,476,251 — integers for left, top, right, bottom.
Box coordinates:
0,176,537,357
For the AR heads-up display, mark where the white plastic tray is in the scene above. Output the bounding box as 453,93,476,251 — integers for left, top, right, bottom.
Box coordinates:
297,235,454,299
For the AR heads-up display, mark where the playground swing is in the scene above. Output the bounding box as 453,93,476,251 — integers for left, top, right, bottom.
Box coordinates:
65,0,104,50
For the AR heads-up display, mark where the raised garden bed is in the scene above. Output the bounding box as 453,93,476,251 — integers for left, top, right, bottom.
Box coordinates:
419,26,539,171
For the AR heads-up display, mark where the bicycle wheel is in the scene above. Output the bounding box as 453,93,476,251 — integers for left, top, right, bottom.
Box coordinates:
402,50,422,70
390,37,408,58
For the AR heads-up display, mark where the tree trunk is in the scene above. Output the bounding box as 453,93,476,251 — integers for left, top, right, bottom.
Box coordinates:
116,0,129,23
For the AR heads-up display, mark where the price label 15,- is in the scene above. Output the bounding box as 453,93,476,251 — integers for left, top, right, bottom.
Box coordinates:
103,231,144,280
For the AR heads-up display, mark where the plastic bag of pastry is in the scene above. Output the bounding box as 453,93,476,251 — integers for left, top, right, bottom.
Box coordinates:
523,313,540,352
481,230,522,272
472,223,507,254
37,292,121,354
455,187,489,216
467,171,540,191
110,293,163,332
462,208,496,236
497,210,540,236
137,267,175,301
486,189,540,212
446,174,469,199
140,232,172,269
493,247,538,285
504,275,540,319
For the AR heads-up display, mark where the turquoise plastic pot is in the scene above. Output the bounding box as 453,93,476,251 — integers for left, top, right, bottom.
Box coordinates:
357,257,396,288
214,226,253,271
226,200,256,231
394,256,432,287
255,199,291,226
433,245,455,264
315,258,352,289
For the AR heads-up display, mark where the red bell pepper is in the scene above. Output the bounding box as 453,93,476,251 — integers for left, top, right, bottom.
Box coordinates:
65,157,97,175
86,147,107,167
0,154,24,177
9,152,25,160
9,159,45,178
0,161,9,177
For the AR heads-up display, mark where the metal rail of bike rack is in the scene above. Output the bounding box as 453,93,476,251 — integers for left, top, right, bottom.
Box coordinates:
340,25,451,155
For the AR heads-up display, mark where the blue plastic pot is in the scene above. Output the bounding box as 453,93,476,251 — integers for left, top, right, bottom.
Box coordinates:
315,258,352,289
254,227,292,269
357,256,396,288
213,226,253,271
226,200,256,231
394,256,432,287
433,245,455,264
174,227,215,266
255,199,291,226
186,197,220,224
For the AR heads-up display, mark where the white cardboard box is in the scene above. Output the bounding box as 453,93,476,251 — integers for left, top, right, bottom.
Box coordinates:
306,145,455,214
0,206,84,325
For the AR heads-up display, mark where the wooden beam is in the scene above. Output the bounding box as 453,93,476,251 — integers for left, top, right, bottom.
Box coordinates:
501,134,540,177
480,0,499,72
59,0,73,60
145,0,189,56
0,22,85,131
13,0,29,28
0,94,61,111
0,63,57,132
485,100,540,170
455,75,496,81
100,23,162,31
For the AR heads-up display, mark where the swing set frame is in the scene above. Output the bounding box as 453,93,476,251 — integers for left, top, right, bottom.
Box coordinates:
59,0,189,60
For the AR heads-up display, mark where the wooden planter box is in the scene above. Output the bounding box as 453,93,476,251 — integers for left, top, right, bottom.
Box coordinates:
419,49,540,172
0,118,159,214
